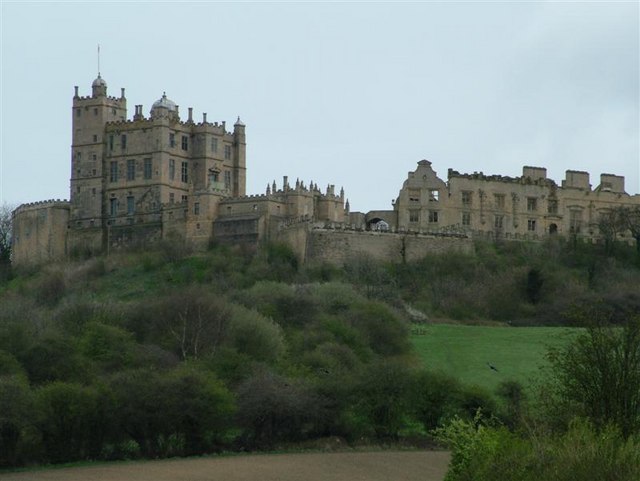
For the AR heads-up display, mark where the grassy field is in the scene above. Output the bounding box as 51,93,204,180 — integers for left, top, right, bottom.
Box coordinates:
411,324,579,392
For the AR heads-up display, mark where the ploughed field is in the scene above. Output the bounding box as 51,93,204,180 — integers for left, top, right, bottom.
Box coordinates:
411,324,578,391
0,451,450,481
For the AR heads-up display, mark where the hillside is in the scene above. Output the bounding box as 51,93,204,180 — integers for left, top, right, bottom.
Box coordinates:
1,238,639,468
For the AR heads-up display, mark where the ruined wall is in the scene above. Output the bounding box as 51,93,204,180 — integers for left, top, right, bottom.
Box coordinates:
277,224,472,265
12,201,70,266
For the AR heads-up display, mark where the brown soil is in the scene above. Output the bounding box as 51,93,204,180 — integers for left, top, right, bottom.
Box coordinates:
1,450,450,481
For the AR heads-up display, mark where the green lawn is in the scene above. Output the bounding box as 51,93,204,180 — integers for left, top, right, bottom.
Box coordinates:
411,324,580,392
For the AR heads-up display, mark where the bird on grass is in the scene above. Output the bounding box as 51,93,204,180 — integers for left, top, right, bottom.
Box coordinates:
487,362,499,372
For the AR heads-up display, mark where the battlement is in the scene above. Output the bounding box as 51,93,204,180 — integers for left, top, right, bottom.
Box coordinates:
14,199,70,215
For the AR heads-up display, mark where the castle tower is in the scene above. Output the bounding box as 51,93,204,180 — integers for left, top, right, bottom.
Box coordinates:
69,75,127,251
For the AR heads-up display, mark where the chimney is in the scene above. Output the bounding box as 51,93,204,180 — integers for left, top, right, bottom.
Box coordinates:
188,107,193,122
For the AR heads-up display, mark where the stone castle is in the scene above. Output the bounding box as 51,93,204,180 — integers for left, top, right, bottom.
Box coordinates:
11,74,640,266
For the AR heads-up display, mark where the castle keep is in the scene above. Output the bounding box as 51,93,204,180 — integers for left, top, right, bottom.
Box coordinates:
11,75,640,266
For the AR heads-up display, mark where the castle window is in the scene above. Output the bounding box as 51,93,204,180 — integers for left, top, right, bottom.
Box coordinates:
169,159,175,180
93,135,98,142
110,161,118,182
181,135,188,151
462,212,471,226
110,198,118,216
527,197,537,211
112,108,116,115
194,202,200,215
170,193,175,204
94,108,98,116
570,210,582,234
76,109,81,117
144,158,152,180
494,194,505,209
121,134,127,150
127,159,135,181
181,161,189,183
182,195,188,203
548,199,558,214
224,145,232,160
211,137,218,152
92,169,96,175
527,219,536,231
109,135,114,151
462,191,472,206
224,171,231,189
92,154,97,161
429,189,439,201
127,196,135,215
408,189,420,202
495,215,504,229
409,210,420,223
170,133,176,148
428,210,439,223
92,188,96,196
76,151,82,160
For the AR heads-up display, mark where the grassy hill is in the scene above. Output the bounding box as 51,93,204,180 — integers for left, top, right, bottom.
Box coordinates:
410,324,579,392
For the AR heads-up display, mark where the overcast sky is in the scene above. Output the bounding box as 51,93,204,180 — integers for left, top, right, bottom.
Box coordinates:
1,1,638,212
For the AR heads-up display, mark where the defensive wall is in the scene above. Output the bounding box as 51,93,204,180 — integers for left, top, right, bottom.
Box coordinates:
277,222,473,264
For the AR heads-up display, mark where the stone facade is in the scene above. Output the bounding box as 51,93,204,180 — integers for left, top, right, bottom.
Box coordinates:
388,160,640,243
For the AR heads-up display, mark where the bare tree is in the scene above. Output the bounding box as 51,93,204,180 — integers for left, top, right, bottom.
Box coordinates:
0,203,14,265
598,208,627,255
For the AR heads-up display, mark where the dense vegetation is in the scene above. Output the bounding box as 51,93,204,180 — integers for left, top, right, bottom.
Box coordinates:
0,238,639,473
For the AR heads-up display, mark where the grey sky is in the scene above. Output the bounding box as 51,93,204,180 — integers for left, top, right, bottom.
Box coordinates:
1,1,638,212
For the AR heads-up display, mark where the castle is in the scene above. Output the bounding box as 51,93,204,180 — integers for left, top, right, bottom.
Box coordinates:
11,75,640,266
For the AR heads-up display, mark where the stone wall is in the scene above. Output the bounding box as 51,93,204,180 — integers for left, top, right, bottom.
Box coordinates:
12,201,70,266
278,224,472,265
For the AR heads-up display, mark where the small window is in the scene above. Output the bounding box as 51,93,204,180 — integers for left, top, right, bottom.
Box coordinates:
92,154,97,161
194,202,200,215
92,188,96,195
127,159,135,181
170,193,175,204
548,199,558,214
92,169,96,175
169,133,176,148
76,151,82,160
462,191,472,206
429,189,439,202
181,161,188,183
224,145,232,160
109,135,114,151
181,135,188,151
94,108,98,116
494,194,505,209
93,134,98,142
112,108,116,115
527,219,536,231
224,171,231,189
110,161,118,182
121,134,127,150
495,215,504,229
409,210,420,223
110,198,118,216
76,109,81,117
181,195,188,203
127,196,135,215
408,189,420,202
428,211,439,223
211,137,218,152
527,197,537,212
462,212,471,226
144,158,152,179
169,159,175,180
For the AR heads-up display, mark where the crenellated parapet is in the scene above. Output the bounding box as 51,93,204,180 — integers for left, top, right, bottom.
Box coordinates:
13,199,70,215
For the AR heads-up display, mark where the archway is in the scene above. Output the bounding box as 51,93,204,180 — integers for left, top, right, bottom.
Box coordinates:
549,223,558,235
